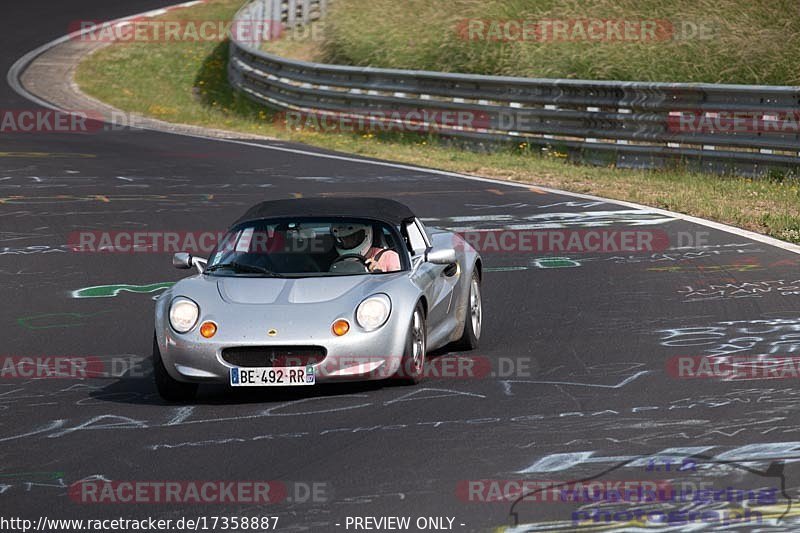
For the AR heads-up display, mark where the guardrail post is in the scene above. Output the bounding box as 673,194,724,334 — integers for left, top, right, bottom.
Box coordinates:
252,0,267,45
268,0,282,40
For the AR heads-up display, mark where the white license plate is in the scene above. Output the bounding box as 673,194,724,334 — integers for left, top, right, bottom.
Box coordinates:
230,366,315,387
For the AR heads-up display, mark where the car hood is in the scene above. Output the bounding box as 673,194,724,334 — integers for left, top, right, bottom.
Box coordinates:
215,274,404,305
158,271,420,343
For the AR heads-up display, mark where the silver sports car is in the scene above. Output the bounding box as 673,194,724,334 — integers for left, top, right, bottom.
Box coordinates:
153,197,482,401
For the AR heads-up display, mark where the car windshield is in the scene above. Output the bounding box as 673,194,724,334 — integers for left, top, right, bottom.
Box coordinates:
205,217,408,277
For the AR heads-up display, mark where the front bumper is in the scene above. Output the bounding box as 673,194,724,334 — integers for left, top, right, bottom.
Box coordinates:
157,316,408,385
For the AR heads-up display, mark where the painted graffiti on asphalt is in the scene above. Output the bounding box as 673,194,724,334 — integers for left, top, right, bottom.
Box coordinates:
658,317,800,356
70,282,175,299
678,279,800,302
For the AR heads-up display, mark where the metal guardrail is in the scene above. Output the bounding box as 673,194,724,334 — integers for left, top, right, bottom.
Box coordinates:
229,0,800,176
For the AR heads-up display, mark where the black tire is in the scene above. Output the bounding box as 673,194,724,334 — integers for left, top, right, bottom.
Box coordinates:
153,334,197,402
394,303,427,385
453,271,481,351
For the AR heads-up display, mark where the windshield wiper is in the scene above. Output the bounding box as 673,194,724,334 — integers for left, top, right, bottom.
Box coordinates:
205,262,283,277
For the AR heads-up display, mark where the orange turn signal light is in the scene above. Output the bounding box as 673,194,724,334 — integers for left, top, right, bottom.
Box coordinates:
200,321,217,338
332,319,350,336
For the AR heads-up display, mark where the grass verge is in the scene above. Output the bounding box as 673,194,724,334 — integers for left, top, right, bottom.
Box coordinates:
75,0,800,244
319,0,800,85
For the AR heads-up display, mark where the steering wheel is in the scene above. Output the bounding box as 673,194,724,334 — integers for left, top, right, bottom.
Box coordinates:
329,254,370,273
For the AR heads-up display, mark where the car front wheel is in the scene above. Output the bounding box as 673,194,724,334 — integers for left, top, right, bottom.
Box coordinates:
454,271,481,350
395,303,427,384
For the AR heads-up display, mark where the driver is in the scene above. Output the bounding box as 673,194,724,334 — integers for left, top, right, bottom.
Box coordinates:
331,223,401,272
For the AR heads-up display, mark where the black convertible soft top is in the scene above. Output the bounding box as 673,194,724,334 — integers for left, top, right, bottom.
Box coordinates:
233,197,417,227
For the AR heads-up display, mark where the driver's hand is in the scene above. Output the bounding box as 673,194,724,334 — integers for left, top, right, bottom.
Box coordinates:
365,258,382,272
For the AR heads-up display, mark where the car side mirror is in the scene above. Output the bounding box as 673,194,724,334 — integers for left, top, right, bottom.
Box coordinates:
173,252,193,269
173,253,208,272
426,247,456,265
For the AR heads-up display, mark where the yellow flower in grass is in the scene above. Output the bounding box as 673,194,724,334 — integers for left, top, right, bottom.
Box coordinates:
148,104,178,116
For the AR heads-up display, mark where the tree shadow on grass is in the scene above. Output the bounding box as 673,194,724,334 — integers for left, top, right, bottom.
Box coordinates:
192,39,276,122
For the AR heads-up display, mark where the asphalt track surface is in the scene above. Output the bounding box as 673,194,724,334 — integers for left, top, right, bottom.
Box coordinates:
4,1,800,532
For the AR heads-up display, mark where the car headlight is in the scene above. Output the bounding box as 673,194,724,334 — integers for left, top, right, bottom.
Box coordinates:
356,294,391,331
169,297,199,333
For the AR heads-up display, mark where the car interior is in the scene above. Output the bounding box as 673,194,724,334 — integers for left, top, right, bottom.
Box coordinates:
212,220,406,275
